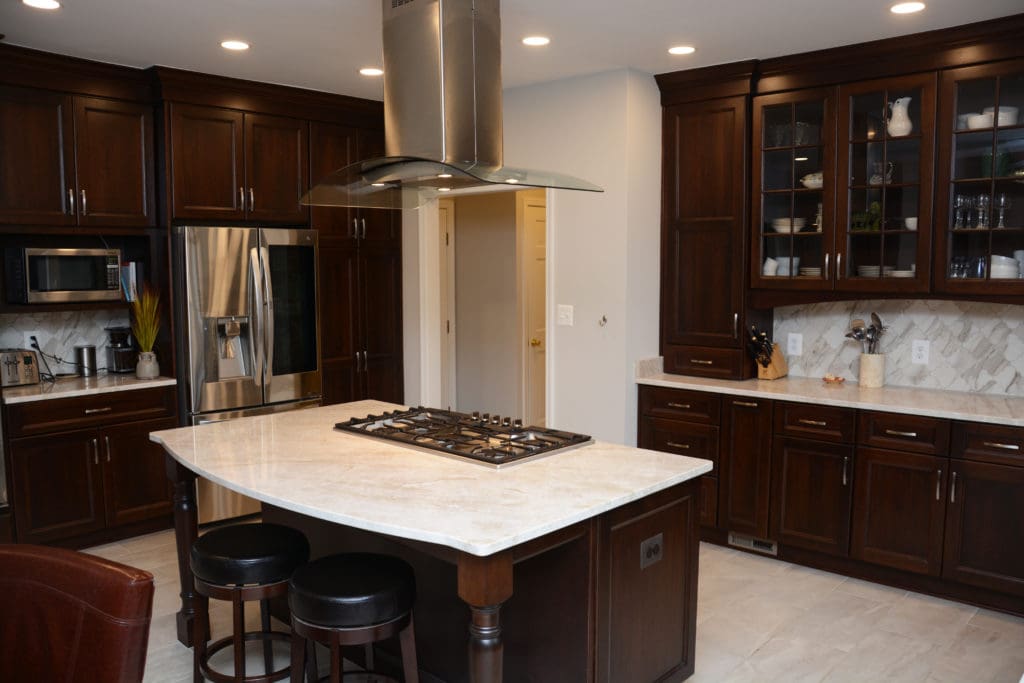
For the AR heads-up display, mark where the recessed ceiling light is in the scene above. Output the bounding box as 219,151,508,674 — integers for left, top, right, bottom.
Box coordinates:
220,40,250,51
359,67,384,77
668,45,696,56
522,36,550,47
23,0,61,9
890,2,925,13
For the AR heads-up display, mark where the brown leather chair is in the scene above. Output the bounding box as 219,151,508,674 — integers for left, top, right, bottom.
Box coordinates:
0,544,155,683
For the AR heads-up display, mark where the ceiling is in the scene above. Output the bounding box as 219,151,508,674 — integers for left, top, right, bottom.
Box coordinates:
1,0,1021,102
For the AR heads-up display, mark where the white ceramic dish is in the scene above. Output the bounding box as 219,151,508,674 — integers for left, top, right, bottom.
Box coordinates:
889,270,915,278
967,112,994,129
800,173,824,189
983,106,1020,126
990,254,1018,266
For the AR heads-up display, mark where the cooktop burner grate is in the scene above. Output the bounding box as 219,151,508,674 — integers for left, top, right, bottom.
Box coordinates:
335,407,592,467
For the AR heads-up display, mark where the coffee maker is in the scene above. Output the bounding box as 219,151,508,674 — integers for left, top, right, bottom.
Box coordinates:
105,326,136,373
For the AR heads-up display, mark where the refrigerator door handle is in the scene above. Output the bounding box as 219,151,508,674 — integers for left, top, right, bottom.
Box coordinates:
261,246,275,386
249,247,266,386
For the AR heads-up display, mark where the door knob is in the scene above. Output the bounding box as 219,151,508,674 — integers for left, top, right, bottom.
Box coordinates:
530,338,542,347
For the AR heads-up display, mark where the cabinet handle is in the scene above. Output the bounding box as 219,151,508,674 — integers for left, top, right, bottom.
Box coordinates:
361,218,367,239
885,429,918,438
84,407,112,415
982,441,1020,451
80,189,87,216
239,187,245,209
68,188,76,215
936,468,942,501
950,471,957,504
249,187,255,211
667,402,691,409
666,442,691,450
104,436,111,463
733,313,739,339
690,359,714,366
836,253,842,280
824,253,830,280
798,418,828,427
842,456,849,486
92,438,99,466
733,400,759,408
352,217,359,239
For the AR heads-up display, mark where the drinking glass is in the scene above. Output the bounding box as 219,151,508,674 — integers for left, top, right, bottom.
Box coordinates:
975,193,991,229
953,194,970,229
996,193,1012,229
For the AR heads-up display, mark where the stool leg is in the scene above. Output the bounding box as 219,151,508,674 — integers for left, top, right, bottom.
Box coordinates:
233,593,246,681
364,643,374,671
193,594,209,683
329,640,342,683
399,615,419,683
289,630,305,683
261,599,274,675
306,640,318,683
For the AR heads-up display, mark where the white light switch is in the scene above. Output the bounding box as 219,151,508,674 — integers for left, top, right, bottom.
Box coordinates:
557,304,574,327
787,332,803,357
912,339,929,365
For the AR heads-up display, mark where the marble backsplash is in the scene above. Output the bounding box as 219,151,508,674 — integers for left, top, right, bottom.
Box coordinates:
0,310,131,375
774,300,1024,396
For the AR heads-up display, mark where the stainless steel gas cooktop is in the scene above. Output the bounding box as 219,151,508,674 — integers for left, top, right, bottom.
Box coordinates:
335,407,592,468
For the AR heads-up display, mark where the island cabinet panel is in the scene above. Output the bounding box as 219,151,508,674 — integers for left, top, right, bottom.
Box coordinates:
720,397,774,539
169,103,246,220
243,112,309,223
851,447,948,576
596,481,699,683
0,86,75,226
770,436,854,557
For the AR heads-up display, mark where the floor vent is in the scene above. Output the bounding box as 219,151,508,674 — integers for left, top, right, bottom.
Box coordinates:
727,532,778,556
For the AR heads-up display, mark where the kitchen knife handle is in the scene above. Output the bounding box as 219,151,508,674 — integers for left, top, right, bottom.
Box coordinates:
667,402,691,409
936,468,943,501
842,456,849,486
84,407,112,415
950,471,957,503
104,436,111,463
798,418,828,427
733,400,759,408
92,438,99,466
80,189,87,216
666,442,690,450
68,188,76,215
733,313,739,339
885,429,918,438
982,441,1020,451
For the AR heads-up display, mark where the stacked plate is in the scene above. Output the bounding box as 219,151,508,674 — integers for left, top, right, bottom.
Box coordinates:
798,267,822,277
889,269,915,278
856,265,894,277
991,254,1020,279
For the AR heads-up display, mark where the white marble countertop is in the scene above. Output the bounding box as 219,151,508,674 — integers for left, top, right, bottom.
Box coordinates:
2,374,177,404
638,370,1024,427
150,400,713,557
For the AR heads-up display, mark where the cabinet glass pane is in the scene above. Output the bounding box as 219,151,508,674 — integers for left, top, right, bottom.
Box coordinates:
883,233,919,275
888,139,921,183
764,193,792,225
884,186,919,230
999,74,1023,126
991,231,1024,279
995,128,1024,179
994,180,1023,230
886,87,922,138
764,150,793,190
850,142,886,186
949,232,990,278
956,78,997,129
850,188,883,232
795,234,824,276
794,101,825,145
764,105,792,147
851,93,885,141
951,181,994,230
847,234,883,275
794,147,824,188
955,132,997,179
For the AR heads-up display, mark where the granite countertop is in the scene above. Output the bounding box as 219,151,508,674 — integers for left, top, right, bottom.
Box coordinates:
151,399,713,557
638,366,1024,427
1,374,177,404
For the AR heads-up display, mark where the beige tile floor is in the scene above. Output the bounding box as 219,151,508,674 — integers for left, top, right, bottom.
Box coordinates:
85,530,1024,682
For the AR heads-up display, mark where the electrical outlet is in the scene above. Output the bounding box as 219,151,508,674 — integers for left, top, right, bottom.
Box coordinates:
24,332,42,351
787,332,803,357
912,339,930,365
640,533,664,569
556,304,574,327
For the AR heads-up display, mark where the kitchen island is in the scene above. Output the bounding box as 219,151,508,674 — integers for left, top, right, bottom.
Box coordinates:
151,400,712,682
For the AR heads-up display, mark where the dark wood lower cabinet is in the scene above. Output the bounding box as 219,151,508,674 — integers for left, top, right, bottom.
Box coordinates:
771,437,854,557
851,447,947,576
720,397,773,539
943,459,1024,596
102,417,177,527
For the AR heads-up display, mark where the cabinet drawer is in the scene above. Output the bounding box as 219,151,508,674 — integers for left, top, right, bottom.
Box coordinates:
663,345,748,380
774,402,855,444
858,411,950,456
640,417,719,467
952,422,1024,467
5,386,177,438
639,386,720,425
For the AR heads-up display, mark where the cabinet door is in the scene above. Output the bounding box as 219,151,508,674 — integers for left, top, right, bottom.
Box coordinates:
771,436,854,557
310,121,358,239
720,397,773,539
0,86,75,225
661,97,746,353
360,241,404,403
9,430,105,544
751,88,836,290
935,59,1024,296
169,103,245,220
319,241,360,406
73,97,154,227
835,73,935,293
851,447,947,575
943,459,1024,596
101,418,176,527
245,113,309,223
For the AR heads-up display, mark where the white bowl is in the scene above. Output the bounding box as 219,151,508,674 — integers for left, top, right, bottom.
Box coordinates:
983,106,1020,126
991,268,1019,280
801,173,823,189
991,254,1019,266
967,112,995,129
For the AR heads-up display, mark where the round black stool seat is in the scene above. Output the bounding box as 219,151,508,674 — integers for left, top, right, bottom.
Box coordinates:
289,553,416,628
191,522,310,586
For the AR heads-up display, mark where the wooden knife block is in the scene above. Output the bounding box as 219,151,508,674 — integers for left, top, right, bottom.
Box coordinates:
757,343,788,380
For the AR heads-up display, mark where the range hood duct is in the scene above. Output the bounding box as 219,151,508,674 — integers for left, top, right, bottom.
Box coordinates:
301,0,602,209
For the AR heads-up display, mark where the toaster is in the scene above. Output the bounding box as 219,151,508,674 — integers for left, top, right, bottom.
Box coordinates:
0,349,41,387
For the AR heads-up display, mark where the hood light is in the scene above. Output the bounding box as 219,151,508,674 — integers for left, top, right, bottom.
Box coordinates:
23,0,61,8
360,67,384,77
221,40,250,51
890,2,925,13
437,173,452,178
522,36,550,47
438,187,452,192
668,45,696,55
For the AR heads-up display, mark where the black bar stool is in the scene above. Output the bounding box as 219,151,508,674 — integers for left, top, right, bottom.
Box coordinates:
287,553,419,683
191,522,311,683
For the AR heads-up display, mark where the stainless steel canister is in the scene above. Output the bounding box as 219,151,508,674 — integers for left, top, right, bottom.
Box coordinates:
74,344,97,377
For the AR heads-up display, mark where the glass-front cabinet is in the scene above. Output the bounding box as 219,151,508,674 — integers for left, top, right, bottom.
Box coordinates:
751,89,836,289
835,74,935,293
936,59,1024,295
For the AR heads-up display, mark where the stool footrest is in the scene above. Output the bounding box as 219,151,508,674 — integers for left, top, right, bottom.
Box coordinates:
200,631,291,683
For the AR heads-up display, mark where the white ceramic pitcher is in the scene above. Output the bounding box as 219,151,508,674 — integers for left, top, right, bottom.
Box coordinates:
887,97,913,137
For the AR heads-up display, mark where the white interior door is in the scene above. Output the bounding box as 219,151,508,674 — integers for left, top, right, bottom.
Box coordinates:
521,192,546,426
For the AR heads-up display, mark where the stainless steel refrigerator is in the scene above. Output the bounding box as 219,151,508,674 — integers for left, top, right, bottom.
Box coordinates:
175,226,321,523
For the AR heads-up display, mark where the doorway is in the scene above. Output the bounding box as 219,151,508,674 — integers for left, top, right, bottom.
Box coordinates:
438,189,547,424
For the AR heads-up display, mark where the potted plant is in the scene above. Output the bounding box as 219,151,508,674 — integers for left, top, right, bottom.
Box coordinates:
131,284,161,379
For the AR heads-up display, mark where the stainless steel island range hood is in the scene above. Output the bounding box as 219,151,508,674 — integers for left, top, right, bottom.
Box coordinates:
301,0,602,209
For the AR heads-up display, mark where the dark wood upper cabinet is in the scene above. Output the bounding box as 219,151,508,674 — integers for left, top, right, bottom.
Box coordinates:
720,397,773,539
310,121,358,238
170,103,245,220
244,113,308,223
0,86,75,226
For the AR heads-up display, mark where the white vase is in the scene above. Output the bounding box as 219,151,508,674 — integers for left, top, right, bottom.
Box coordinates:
859,353,885,388
136,351,160,379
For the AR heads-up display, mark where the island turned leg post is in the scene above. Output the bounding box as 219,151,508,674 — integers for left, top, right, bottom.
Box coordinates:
166,454,201,647
457,551,513,683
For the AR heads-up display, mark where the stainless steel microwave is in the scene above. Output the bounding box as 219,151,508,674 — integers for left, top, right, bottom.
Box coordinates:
4,247,122,304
